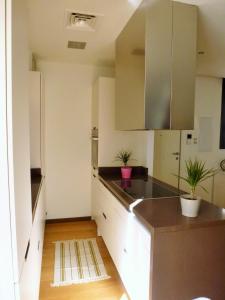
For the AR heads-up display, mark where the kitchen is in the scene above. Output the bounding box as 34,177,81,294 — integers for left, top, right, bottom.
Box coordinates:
1,0,225,300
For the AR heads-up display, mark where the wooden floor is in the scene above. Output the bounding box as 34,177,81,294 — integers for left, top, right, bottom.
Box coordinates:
39,220,129,300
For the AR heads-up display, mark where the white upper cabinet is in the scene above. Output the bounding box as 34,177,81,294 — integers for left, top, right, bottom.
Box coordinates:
29,71,42,168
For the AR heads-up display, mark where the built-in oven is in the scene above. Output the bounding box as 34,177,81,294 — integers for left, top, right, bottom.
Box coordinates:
91,127,98,169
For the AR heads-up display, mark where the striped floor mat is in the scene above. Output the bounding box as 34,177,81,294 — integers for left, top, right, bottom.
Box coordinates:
52,238,110,286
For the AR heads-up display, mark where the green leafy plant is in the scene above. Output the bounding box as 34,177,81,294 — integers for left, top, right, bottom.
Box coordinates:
115,150,132,167
176,159,215,199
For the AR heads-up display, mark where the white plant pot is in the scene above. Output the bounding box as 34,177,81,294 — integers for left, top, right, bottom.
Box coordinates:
180,194,201,218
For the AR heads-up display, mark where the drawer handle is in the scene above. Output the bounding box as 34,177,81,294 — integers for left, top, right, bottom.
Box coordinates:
102,212,107,220
123,248,127,254
25,240,30,260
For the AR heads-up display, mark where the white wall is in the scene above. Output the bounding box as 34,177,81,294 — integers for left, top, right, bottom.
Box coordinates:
38,61,114,219
96,77,148,168
146,131,155,176
180,76,225,206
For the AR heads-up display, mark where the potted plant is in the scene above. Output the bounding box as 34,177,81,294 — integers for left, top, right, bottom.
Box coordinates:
115,150,133,179
177,159,215,217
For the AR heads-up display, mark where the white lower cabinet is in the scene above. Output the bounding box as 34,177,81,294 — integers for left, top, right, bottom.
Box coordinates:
93,178,151,300
91,174,98,221
92,175,106,234
19,182,45,300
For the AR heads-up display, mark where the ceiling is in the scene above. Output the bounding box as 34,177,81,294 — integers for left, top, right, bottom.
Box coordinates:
28,0,225,76
177,0,225,77
27,0,142,67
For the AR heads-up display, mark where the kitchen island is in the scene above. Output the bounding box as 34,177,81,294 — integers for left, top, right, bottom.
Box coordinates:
95,167,225,300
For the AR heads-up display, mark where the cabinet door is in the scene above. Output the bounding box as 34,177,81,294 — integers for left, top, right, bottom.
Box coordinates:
91,174,98,221
117,215,137,299
93,178,105,234
107,198,131,271
29,71,41,168
96,181,133,281
93,180,120,260
117,216,151,300
130,217,151,300
19,239,37,300
19,183,45,300
97,181,114,249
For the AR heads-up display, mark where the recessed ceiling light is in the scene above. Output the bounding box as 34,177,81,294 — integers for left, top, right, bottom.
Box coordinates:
65,10,103,32
76,19,85,26
128,0,140,6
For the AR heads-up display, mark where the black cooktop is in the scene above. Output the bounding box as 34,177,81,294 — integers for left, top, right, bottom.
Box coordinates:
113,178,179,200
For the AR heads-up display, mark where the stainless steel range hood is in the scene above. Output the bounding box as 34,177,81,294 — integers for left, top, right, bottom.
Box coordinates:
115,0,197,130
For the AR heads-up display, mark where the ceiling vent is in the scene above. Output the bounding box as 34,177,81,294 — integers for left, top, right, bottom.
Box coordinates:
66,11,99,31
68,41,86,50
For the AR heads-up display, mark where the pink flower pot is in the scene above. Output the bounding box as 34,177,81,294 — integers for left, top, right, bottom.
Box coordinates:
121,167,132,179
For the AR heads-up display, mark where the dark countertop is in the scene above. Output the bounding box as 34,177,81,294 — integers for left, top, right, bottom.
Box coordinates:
134,197,225,233
31,168,43,219
98,167,225,233
98,166,181,210
98,166,150,209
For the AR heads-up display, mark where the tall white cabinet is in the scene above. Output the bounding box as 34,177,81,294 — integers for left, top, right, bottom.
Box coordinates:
14,71,46,300
0,0,16,297
2,0,46,298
